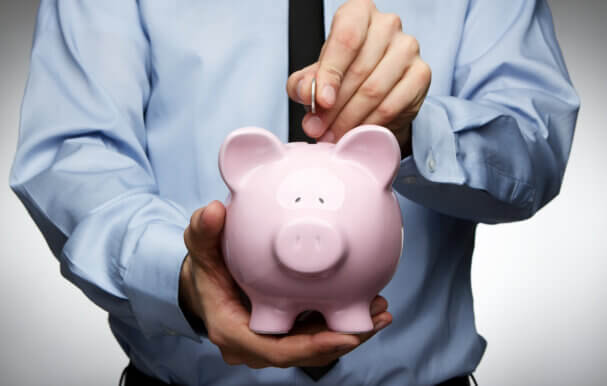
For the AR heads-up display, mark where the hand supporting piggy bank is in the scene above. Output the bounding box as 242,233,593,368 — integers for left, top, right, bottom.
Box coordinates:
218,125,403,334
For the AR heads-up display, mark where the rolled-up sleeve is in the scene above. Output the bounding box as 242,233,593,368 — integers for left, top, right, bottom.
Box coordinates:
10,0,202,341
393,0,580,224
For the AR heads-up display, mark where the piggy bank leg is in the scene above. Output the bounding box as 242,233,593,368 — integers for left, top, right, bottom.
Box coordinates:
324,302,374,333
249,302,297,334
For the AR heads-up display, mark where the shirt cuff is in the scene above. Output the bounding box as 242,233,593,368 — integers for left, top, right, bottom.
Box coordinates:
395,97,466,188
392,97,535,223
123,221,204,342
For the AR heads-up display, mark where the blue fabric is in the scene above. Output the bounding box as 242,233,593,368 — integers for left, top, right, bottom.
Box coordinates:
10,0,579,384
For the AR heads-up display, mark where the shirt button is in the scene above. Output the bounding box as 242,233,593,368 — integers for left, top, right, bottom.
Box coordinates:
427,155,436,173
165,328,177,336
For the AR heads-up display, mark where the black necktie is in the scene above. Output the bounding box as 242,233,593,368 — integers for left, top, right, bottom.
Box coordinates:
288,0,339,382
288,0,324,144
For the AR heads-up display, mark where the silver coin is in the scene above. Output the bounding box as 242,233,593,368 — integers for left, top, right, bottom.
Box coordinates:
311,78,316,114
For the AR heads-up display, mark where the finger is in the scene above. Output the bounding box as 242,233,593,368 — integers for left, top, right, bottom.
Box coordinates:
299,310,393,366
232,325,359,368
245,359,271,370
302,112,326,138
329,33,419,141
362,57,431,129
220,349,245,366
289,299,386,336
286,63,319,104
370,295,388,316
358,310,393,344
275,330,360,367
315,0,374,108
310,12,401,138
221,349,270,369
184,200,226,256
317,128,335,143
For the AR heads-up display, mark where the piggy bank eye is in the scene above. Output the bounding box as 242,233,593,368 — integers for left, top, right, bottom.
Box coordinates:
277,168,344,210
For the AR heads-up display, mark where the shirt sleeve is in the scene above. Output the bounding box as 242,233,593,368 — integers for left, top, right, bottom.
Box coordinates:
10,0,203,341
393,0,580,224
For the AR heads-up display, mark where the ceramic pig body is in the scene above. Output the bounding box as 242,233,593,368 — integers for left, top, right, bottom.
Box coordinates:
218,125,403,334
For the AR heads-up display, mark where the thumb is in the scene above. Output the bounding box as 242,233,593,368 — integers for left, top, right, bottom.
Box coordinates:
185,200,226,257
286,62,319,105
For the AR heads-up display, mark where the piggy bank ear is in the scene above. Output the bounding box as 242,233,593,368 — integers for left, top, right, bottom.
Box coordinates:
333,125,401,188
219,127,285,191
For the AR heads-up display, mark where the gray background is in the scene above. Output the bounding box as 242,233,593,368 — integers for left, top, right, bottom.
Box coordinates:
0,1,605,385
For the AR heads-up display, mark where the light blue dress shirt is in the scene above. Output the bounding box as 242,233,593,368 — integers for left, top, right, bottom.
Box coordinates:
10,0,579,385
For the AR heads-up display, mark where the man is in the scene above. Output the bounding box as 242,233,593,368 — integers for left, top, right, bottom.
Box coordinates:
10,0,579,385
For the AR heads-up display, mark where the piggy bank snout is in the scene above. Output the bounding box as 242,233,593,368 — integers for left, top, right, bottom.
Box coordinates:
273,218,346,277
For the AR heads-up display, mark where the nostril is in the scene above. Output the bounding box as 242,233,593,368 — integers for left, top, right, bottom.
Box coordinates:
274,218,344,276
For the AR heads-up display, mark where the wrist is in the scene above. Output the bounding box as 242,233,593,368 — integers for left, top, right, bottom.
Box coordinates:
393,122,412,160
179,254,207,334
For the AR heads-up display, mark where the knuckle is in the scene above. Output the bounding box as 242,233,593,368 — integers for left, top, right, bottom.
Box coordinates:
360,79,384,100
189,208,201,230
376,102,399,121
347,61,372,81
183,228,192,249
333,21,365,53
383,13,402,31
397,34,419,55
333,8,347,26
417,60,432,84
207,329,225,347
410,36,421,54
359,0,376,11
323,65,345,85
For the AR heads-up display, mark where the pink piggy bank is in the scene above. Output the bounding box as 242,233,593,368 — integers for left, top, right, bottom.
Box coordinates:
218,125,403,334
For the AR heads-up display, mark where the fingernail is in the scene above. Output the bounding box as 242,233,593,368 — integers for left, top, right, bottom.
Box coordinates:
303,115,324,137
196,206,207,221
318,130,335,143
321,85,336,106
374,320,389,331
296,79,304,103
